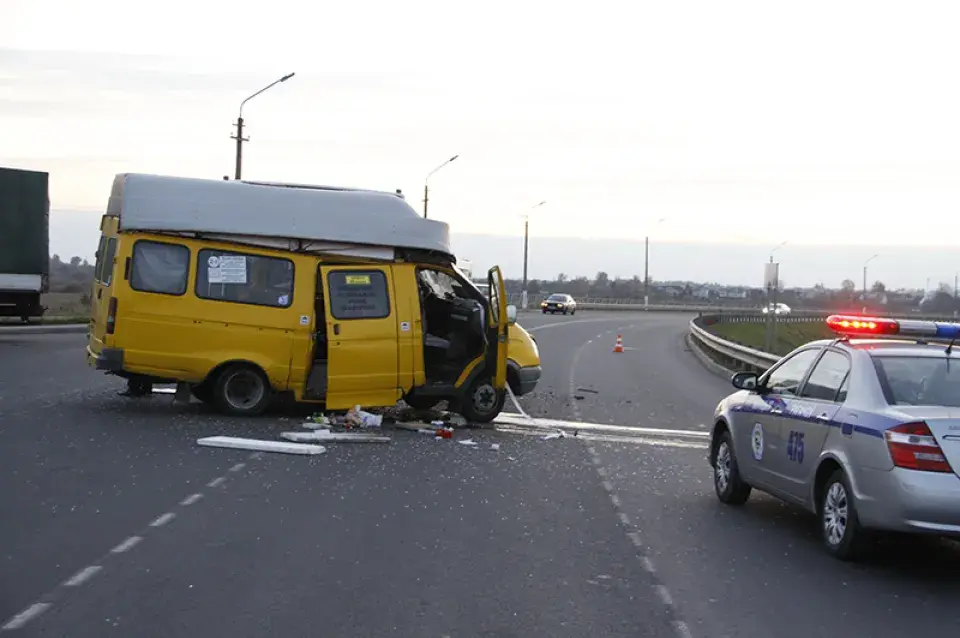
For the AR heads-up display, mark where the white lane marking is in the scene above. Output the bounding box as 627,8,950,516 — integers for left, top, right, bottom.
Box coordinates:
180,493,203,506
495,425,707,448
617,511,631,526
249,452,264,460
110,536,142,554
229,462,246,473
586,446,596,455
641,556,656,573
64,565,102,587
149,512,175,528
207,476,226,488
610,494,621,508
656,585,674,606
2,603,51,630
496,413,710,439
597,466,608,478
602,480,614,492
527,317,633,333
674,620,694,638
626,531,643,547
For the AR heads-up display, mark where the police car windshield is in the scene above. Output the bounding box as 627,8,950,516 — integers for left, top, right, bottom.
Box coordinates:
872,356,960,407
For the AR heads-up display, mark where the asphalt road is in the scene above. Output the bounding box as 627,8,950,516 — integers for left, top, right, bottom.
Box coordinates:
1,312,958,637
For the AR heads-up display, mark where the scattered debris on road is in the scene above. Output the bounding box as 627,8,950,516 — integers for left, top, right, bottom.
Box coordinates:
197,436,327,455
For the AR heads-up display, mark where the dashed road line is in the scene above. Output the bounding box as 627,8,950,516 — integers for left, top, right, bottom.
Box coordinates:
0,458,263,632
601,480,614,492
180,493,204,506
149,512,176,528
617,511,631,526
656,584,674,606
2,603,51,631
63,565,102,587
609,494,621,508
110,536,142,554
641,555,657,573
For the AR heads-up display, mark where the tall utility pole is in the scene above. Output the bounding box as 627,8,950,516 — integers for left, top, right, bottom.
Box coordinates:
862,253,879,306
521,201,546,310
642,218,665,309
422,154,459,218
232,72,295,180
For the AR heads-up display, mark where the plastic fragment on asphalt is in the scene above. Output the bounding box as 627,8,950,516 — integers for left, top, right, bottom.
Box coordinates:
458,439,478,446
197,436,326,455
280,431,390,443
542,430,566,440
491,443,500,450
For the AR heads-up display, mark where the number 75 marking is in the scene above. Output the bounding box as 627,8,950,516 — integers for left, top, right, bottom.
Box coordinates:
786,430,805,463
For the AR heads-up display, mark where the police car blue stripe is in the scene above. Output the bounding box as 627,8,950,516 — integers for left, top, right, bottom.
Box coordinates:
732,403,885,437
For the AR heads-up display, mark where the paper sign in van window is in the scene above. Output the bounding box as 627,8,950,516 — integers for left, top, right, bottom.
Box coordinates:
345,274,371,285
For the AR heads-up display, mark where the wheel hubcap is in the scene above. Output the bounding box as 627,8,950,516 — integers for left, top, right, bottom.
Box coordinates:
715,442,732,493
224,370,265,411
473,383,497,414
823,482,849,546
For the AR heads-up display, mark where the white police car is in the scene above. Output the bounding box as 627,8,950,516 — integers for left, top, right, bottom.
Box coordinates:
709,315,960,560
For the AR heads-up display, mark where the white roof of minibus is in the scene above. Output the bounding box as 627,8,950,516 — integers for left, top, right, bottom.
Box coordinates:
105,173,453,258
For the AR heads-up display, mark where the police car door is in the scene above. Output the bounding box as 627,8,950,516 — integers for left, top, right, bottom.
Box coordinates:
755,347,823,497
778,348,851,501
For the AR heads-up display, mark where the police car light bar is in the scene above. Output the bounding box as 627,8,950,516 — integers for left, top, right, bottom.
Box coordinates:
826,314,960,340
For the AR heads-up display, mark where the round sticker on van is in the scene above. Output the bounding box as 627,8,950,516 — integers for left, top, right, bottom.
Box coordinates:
207,255,221,268
751,423,764,461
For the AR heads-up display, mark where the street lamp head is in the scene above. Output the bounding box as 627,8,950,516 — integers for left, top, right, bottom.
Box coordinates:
280,73,295,82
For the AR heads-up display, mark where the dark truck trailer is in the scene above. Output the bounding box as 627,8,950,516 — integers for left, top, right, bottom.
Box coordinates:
0,167,50,321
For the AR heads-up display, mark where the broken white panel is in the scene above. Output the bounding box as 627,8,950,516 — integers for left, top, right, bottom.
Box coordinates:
280,431,390,444
495,413,710,440
458,439,478,446
197,436,326,455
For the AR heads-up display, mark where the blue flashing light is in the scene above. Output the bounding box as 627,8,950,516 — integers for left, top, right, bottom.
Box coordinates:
933,323,960,339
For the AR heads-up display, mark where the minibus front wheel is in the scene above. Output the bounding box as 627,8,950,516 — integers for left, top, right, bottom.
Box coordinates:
460,377,506,423
212,363,272,416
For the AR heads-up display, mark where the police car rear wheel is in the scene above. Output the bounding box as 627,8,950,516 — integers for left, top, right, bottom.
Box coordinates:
820,470,866,561
714,431,751,505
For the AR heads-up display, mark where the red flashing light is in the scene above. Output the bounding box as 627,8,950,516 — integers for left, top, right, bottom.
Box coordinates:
885,422,953,473
826,314,899,336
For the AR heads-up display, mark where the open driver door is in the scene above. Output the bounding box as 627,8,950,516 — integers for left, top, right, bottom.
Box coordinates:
487,266,508,391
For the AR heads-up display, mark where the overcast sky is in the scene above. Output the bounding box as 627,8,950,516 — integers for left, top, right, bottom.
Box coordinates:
3,0,959,288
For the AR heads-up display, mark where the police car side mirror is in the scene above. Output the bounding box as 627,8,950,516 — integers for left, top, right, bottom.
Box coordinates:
731,371,758,391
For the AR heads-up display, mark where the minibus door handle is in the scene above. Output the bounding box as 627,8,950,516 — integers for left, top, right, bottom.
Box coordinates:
333,323,340,336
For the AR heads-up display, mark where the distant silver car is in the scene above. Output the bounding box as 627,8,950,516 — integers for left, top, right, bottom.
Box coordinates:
541,293,577,315
708,314,960,560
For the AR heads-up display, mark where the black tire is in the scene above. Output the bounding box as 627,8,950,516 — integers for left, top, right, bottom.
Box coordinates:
562,309,568,315
404,395,440,411
713,429,752,505
212,363,272,416
571,309,576,315
820,469,866,561
542,309,547,314
459,376,506,423
191,382,214,404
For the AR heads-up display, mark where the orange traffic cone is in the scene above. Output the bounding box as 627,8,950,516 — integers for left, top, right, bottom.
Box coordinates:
613,333,624,353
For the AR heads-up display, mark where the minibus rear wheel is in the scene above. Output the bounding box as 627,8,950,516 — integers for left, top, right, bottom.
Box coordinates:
213,363,272,416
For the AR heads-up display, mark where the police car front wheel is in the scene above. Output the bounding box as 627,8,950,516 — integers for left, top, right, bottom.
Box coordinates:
713,430,752,505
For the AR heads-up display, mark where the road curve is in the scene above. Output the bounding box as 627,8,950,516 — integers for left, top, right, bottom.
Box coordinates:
1,312,958,637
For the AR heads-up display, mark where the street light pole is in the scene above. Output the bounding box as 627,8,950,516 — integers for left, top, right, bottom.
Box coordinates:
423,154,459,219
232,72,295,180
765,241,787,353
642,218,665,309
521,200,546,310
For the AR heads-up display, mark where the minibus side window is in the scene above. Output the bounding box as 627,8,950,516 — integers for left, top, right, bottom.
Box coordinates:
327,270,390,320
94,235,108,282
101,238,119,286
130,240,190,296
195,248,294,308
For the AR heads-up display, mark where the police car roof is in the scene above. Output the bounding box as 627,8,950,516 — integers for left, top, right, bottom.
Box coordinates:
827,339,960,358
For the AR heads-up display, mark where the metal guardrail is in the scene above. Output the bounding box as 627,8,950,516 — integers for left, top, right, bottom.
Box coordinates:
688,315,780,371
